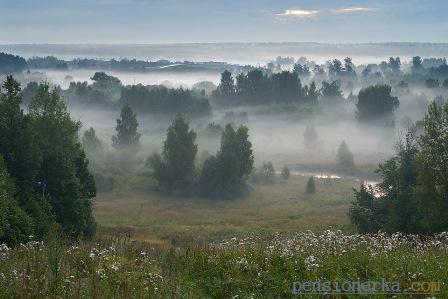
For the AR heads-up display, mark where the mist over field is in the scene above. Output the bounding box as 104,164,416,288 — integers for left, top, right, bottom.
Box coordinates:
1,0,448,296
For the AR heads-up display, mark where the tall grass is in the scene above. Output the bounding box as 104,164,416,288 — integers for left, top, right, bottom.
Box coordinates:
1,230,447,298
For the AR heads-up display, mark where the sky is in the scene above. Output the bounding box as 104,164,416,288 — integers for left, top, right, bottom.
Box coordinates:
0,0,447,44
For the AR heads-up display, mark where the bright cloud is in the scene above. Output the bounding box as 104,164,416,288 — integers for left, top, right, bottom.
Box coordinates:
277,9,319,18
331,7,376,14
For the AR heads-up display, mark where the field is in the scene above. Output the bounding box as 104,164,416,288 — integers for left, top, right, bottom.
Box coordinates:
2,175,447,298
1,230,447,298
94,174,358,245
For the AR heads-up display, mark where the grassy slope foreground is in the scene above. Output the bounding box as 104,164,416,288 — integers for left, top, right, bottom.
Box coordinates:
0,231,447,298
2,175,448,298
94,175,357,244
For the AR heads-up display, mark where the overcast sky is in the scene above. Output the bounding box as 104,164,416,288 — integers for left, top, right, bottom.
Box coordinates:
1,0,447,44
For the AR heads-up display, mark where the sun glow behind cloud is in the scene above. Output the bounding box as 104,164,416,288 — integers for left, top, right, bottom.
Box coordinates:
331,7,376,14
277,9,319,18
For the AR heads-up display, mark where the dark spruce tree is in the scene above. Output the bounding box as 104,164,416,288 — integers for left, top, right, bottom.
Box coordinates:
112,103,141,152
337,140,355,169
200,124,254,199
149,114,198,194
306,176,316,194
281,165,290,180
82,127,103,157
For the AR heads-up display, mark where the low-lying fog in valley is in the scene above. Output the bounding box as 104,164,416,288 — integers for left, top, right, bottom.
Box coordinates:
4,45,443,183
71,105,398,178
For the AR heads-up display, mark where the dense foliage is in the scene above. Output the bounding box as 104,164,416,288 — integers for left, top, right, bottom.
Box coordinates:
356,85,399,120
112,104,141,152
213,69,322,106
121,84,211,114
0,53,27,74
351,101,448,234
150,114,198,194
0,76,96,245
200,125,254,198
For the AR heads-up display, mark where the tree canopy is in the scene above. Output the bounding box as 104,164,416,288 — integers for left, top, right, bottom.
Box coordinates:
356,85,399,120
0,76,96,243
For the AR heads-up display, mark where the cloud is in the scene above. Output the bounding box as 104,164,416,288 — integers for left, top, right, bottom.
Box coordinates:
276,9,319,19
331,7,376,14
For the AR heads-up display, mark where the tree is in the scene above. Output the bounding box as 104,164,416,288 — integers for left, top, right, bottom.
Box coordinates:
362,65,372,78
258,162,276,184
328,59,343,78
425,78,439,89
293,63,310,78
388,57,401,74
0,76,53,239
281,165,290,180
320,81,343,102
29,83,96,238
305,176,316,194
150,114,198,193
349,184,385,233
337,140,354,169
303,124,318,150
356,85,399,120
412,56,423,73
112,103,141,152
304,82,319,102
344,57,356,77
120,85,210,114
415,102,448,232
350,103,448,234
218,70,235,97
0,52,27,74
350,130,421,234
443,79,448,89
200,124,254,198
90,72,121,86
0,154,33,245
270,71,303,103
22,81,40,104
82,127,103,157
236,69,269,104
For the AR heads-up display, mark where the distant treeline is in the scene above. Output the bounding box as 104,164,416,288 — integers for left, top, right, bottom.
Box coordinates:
213,69,334,105
60,72,211,114
0,52,241,73
121,85,210,114
3,51,448,117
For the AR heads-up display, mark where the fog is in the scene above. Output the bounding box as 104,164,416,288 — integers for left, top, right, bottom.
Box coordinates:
42,69,221,89
5,45,443,183
70,101,409,182
2,43,448,65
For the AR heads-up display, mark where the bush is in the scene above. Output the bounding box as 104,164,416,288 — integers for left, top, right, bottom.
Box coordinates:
281,165,290,180
337,140,355,169
305,176,316,194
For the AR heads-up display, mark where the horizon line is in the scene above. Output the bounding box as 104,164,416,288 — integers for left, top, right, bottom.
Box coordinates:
1,41,448,46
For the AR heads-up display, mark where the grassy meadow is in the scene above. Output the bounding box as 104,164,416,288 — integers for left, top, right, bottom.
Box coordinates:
2,174,448,298
94,174,358,245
